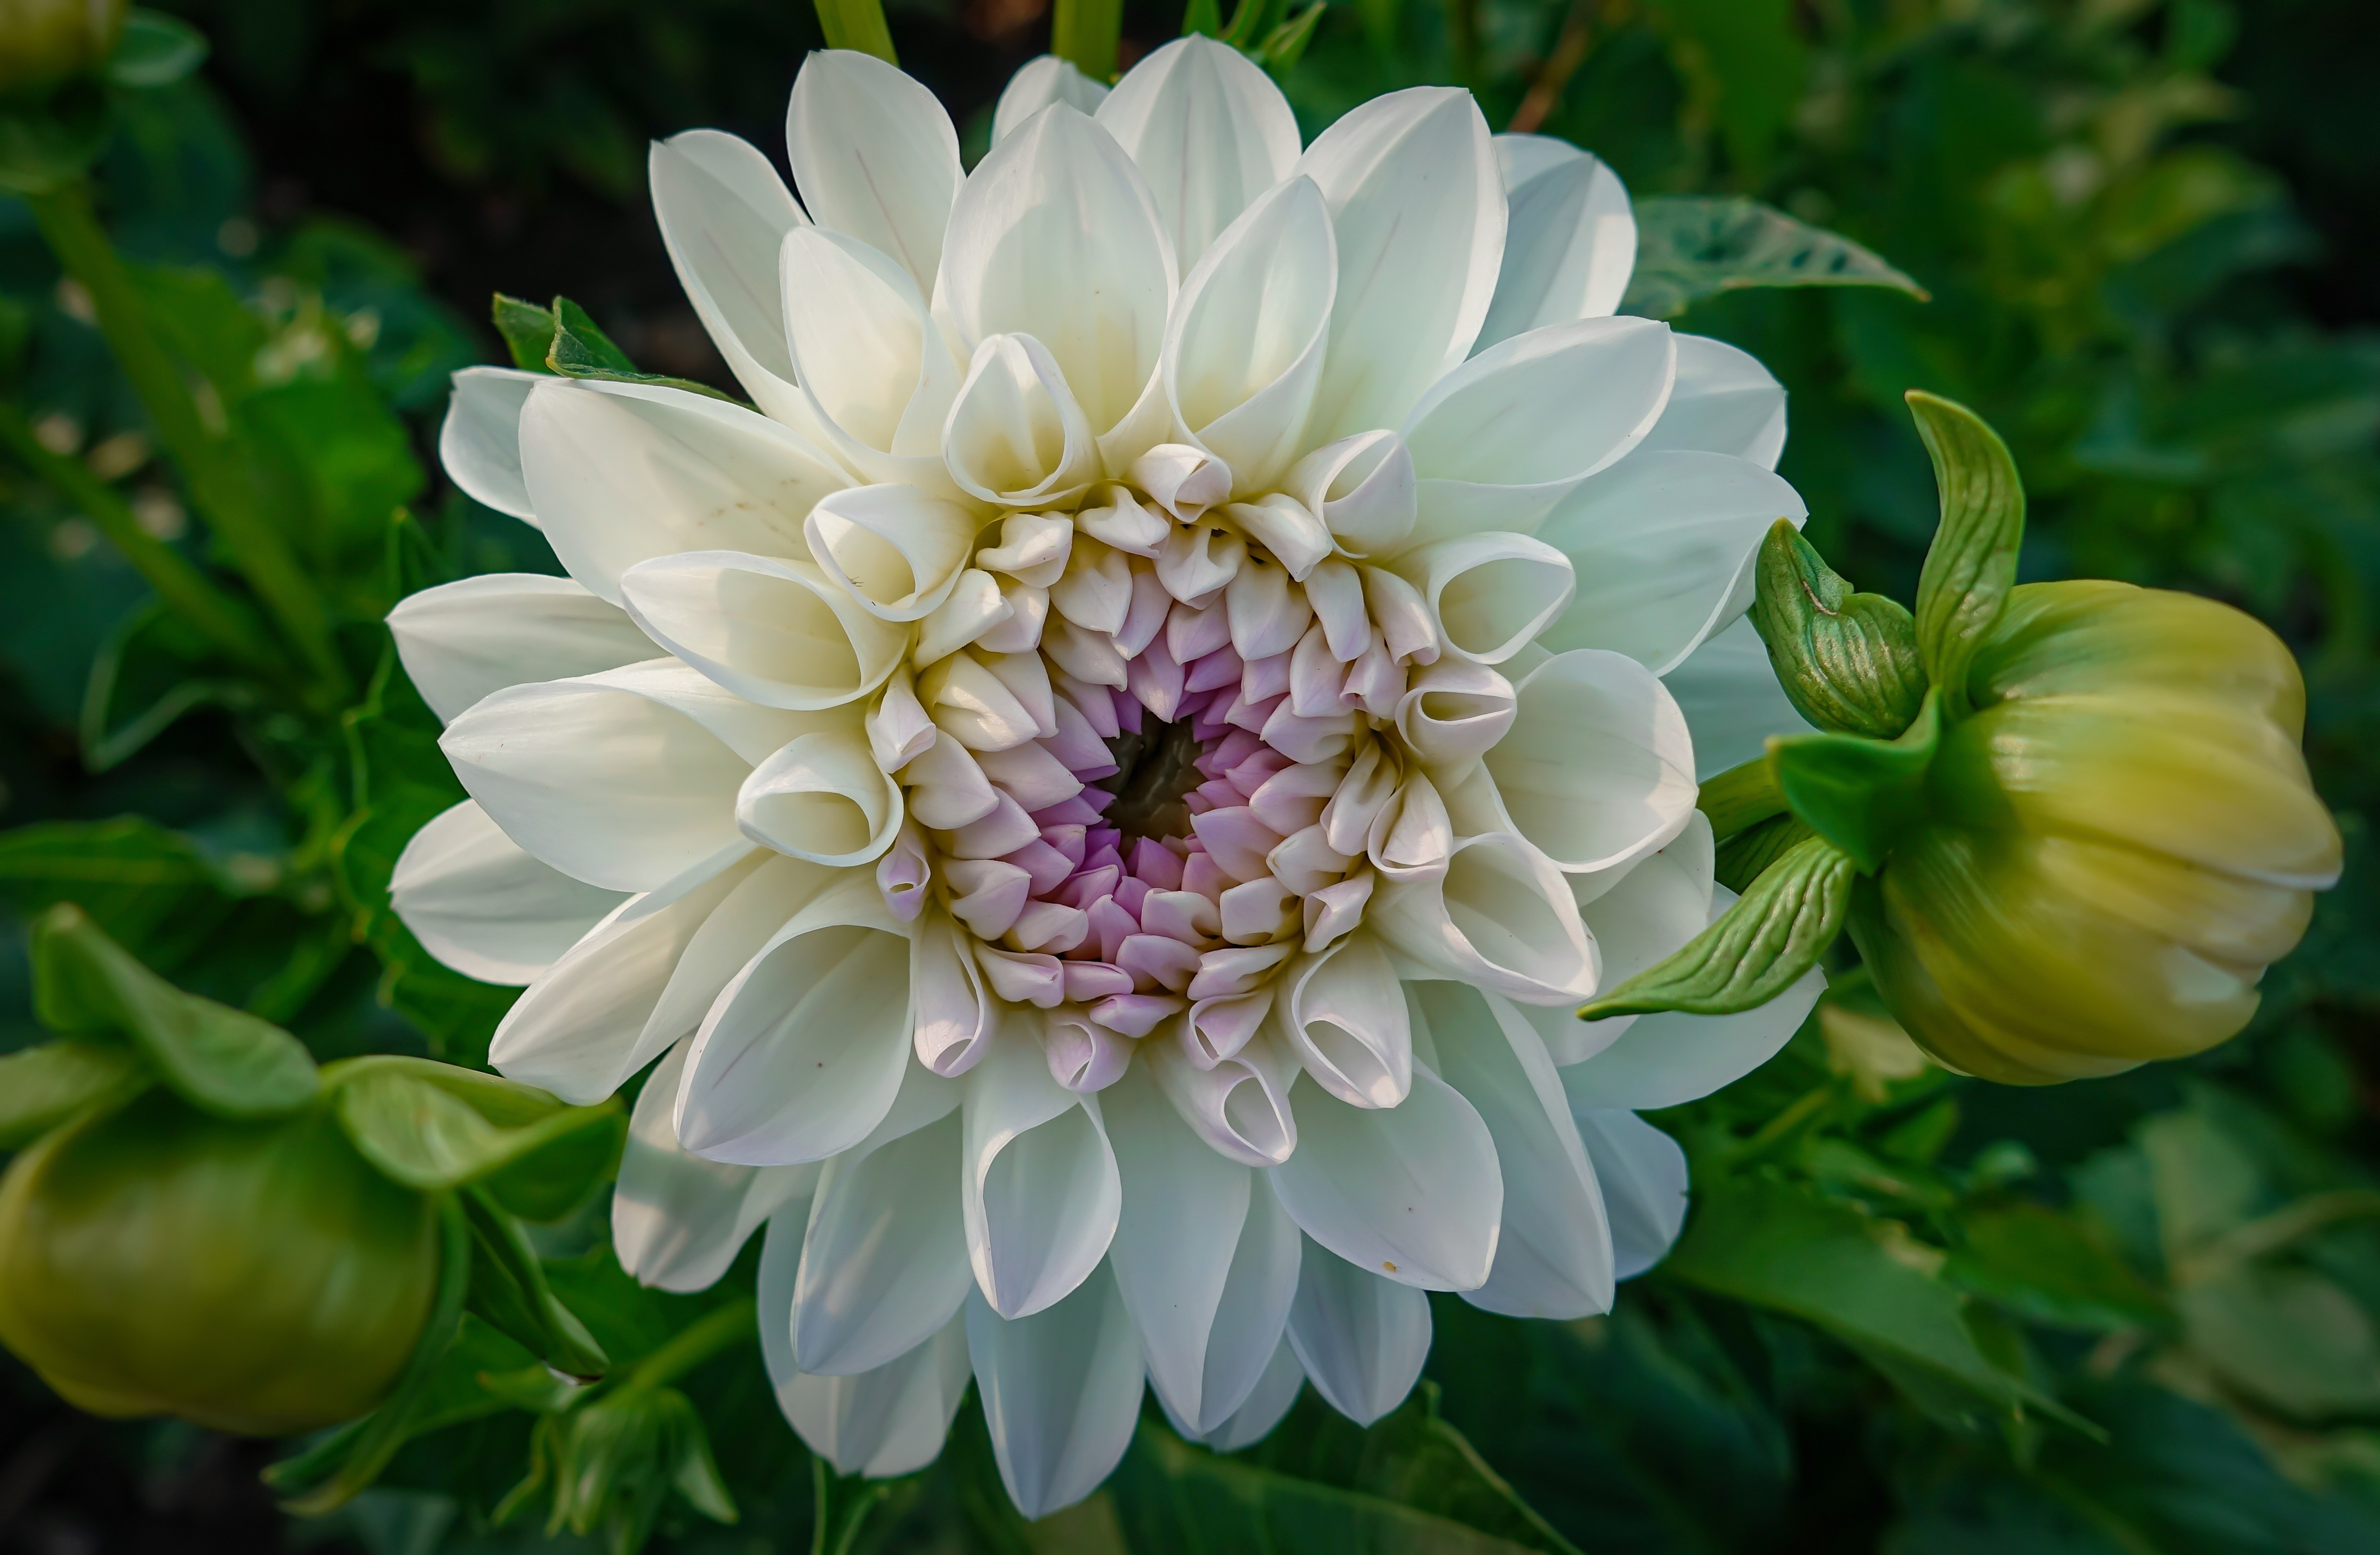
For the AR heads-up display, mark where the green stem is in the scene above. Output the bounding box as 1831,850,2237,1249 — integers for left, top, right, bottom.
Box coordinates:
813,0,897,62
615,1297,757,1396
0,402,286,681
1444,0,1481,87
1051,0,1123,81
24,182,350,704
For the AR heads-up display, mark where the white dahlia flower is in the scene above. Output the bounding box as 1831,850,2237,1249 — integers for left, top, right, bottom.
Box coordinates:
388,40,1822,1516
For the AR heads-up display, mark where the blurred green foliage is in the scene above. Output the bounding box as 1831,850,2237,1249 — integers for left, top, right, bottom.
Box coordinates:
0,0,2375,1551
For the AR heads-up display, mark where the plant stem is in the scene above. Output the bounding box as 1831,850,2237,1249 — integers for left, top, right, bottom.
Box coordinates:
1510,0,1595,133
0,402,286,680
1697,755,1788,840
24,182,350,704
1444,0,1481,88
813,0,897,63
1052,0,1123,81
615,1297,757,1396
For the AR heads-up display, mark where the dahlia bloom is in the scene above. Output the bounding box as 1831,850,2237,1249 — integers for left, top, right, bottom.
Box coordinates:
389,40,1820,1514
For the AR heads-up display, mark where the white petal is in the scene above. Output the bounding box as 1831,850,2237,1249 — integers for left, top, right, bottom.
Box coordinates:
1105,1064,1301,1433
614,1035,814,1292
648,130,823,435
962,1023,1122,1318
1149,1034,1299,1167
1637,335,1786,468
641,854,843,1064
1402,316,1675,545
764,1214,973,1477
1097,35,1302,268
1283,1236,1430,1425
966,1266,1145,1519
994,55,1111,145
1370,832,1598,1004
942,333,1101,507
913,903,996,1076
1560,885,1825,1108
519,378,850,604
1196,1337,1305,1451
1283,431,1417,558
1162,176,1336,492
1415,982,1613,1319
780,224,960,474
737,721,903,867
804,482,981,622
1281,933,1411,1108
1476,137,1635,349
1573,1108,1688,1279
794,1107,971,1374
1660,614,1815,779
488,849,767,1103
390,800,627,985
1536,451,1807,674
676,872,914,1163
937,104,1175,438
389,572,657,724
1269,1062,1502,1290
1482,649,1697,874
1394,657,1515,774
439,367,542,521
1385,532,1575,666
618,549,908,711
1517,812,1713,1065
786,49,963,295
440,658,802,891
1298,88,1505,442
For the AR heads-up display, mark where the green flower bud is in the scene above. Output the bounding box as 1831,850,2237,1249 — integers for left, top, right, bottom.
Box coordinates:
1850,580,2341,1085
0,1089,440,1434
0,0,125,94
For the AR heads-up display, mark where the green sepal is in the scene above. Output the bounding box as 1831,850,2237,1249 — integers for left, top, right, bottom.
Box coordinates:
326,1057,623,1215
1908,391,2025,718
106,11,209,88
1696,755,1787,842
1750,519,1926,739
0,1039,144,1148
545,302,741,402
268,1193,474,1515
1767,688,1942,875
1715,815,1812,895
491,293,557,372
1580,833,1854,1019
459,1187,610,1381
30,903,319,1118
503,1387,737,1545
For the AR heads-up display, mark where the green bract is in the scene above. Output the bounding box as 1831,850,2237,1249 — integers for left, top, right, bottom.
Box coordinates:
0,1090,439,1434
1589,393,2341,1087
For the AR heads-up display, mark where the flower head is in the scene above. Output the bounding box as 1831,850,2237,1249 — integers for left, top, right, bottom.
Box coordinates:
392,40,1816,1514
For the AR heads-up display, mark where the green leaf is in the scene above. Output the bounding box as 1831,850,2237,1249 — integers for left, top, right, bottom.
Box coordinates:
1907,391,2026,716
1257,1,1326,75
330,1064,622,1206
0,82,109,197
1695,754,1787,841
544,294,739,402
1768,688,1942,874
272,1195,475,1515
1621,196,1928,318
30,903,320,1118
0,1039,143,1149
80,600,259,771
1946,1203,2170,1334
1664,1174,2096,1435
1750,519,1928,739
107,10,210,88
1106,1419,1556,1555
490,293,557,372
1579,833,1854,1018
1714,814,1812,894
458,1187,610,1380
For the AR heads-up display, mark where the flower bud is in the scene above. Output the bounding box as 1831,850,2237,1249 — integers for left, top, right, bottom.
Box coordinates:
0,1090,440,1434
0,0,125,94
1850,580,2341,1084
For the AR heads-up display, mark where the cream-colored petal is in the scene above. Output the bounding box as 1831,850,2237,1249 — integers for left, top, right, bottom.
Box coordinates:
962,1022,1122,1318
738,720,904,866
440,366,542,522
618,549,908,710
614,1035,816,1292
792,1104,971,1375
1385,532,1576,666
390,800,628,985
1482,649,1697,874
1281,933,1412,1108
803,482,981,621
1149,1033,1299,1167
786,49,963,294
780,224,961,477
1658,614,1815,779
389,572,657,724
1637,334,1786,468
1285,432,1417,559
1096,35,1302,267
993,55,1110,145
1394,657,1515,774
1370,831,1599,1004
1475,135,1635,349
943,333,1101,507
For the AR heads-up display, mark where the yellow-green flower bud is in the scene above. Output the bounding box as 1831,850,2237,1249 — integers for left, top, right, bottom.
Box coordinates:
1850,580,2341,1085
0,0,124,94
0,1089,440,1434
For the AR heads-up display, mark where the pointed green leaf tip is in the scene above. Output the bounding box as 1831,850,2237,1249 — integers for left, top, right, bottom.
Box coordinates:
1908,391,2025,717
1768,688,1942,875
30,903,318,1118
1751,519,1927,739
1580,833,1855,1019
